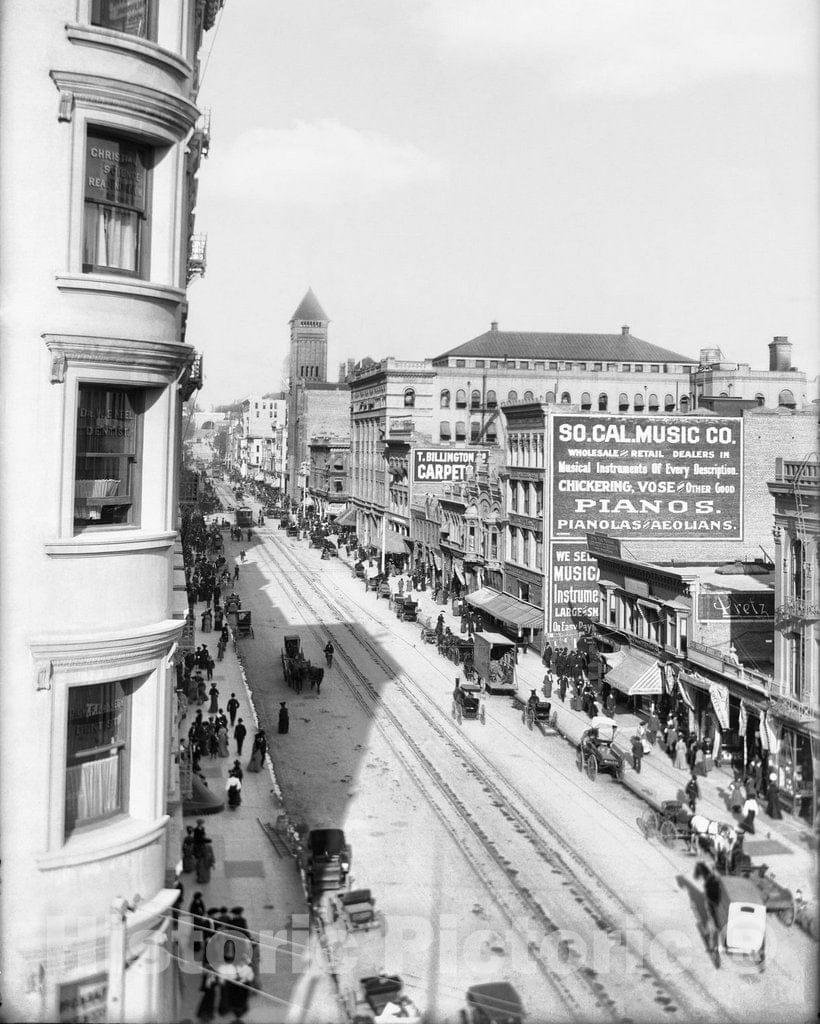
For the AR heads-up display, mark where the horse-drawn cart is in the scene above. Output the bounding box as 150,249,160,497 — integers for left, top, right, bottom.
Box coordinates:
472,632,517,695
281,634,310,692
576,724,625,782
235,609,254,639
512,692,558,734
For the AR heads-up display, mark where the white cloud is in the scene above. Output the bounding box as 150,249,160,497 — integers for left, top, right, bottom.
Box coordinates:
419,0,816,96
205,120,447,205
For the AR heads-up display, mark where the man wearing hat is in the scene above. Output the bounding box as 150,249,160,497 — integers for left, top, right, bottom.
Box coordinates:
278,702,289,734
234,717,247,755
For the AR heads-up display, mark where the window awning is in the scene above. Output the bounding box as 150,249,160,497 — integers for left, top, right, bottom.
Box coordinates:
326,503,346,516
453,563,466,584
376,532,408,556
605,649,662,696
464,587,543,629
336,508,357,527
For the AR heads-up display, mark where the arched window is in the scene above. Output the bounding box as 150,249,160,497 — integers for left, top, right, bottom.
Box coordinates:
560,392,571,404
755,393,765,407
598,393,608,411
456,389,467,408
719,391,729,399
470,421,481,441
455,420,466,441
523,390,534,402
664,394,675,411
633,392,645,411
470,389,481,409
439,421,451,441
440,389,450,408
486,389,497,408
403,388,415,408
545,391,555,404
680,395,690,412
778,388,795,408
581,392,592,411
648,393,659,412
507,390,518,402
619,393,629,411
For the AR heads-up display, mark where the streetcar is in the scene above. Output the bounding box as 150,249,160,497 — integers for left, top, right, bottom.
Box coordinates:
235,506,254,527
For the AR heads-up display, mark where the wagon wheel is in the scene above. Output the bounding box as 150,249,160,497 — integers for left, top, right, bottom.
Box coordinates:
586,756,598,782
777,901,795,927
659,819,677,847
640,809,659,839
576,749,584,773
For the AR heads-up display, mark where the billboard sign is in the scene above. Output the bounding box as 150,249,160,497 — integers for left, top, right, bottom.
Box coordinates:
697,587,775,622
413,448,488,483
551,415,743,539
549,542,600,634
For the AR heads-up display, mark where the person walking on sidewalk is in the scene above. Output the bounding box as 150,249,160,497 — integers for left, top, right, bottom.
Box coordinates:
226,771,242,810
226,693,239,726
765,773,783,819
324,641,334,668
741,793,759,834
217,724,229,758
685,772,700,814
278,702,289,734
208,683,219,715
631,732,643,773
195,837,216,883
234,718,247,755
674,736,688,770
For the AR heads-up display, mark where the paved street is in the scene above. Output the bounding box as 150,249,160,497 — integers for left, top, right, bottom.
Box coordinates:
203,486,818,1023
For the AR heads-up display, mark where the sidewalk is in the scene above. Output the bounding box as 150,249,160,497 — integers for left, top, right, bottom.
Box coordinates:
337,544,818,899
176,569,341,1023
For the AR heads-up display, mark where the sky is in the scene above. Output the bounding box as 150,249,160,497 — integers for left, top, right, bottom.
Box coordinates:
187,0,819,408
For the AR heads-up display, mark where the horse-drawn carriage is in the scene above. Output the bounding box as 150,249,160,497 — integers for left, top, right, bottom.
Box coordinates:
286,523,299,537
472,632,517,695
440,634,476,679
282,635,311,692
640,801,747,867
346,974,421,1024
235,609,254,639
576,723,625,782
453,681,485,724
513,691,558,734
310,532,325,548
395,595,418,622
419,615,439,644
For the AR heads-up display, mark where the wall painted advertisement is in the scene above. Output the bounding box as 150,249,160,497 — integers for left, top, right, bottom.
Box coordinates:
413,448,488,483
550,542,600,634
551,414,743,539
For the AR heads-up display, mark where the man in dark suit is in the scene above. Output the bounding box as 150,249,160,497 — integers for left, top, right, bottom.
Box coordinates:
543,642,553,672
226,693,240,726
234,718,247,755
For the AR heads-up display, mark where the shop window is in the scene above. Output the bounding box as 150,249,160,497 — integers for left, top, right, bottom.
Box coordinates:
471,389,481,409
455,421,466,441
486,389,497,409
90,0,155,39
65,679,132,836
83,132,151,277
598,393,608,411
581,392,592,411
519,581,530,602
456,389,467,408
440,389,451,408
403,388,415,408
74,383,143,530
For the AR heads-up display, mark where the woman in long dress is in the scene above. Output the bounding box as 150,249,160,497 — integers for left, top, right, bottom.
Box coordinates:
217,726,229,758
208,684,219,715
247,734,263,773
674,736,688,770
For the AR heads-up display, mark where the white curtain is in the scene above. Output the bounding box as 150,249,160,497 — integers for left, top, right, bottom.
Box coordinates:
85,205,139,272
66,752,121,827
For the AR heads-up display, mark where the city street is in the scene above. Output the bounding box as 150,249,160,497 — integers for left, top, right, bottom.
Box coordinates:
217,487,816,1024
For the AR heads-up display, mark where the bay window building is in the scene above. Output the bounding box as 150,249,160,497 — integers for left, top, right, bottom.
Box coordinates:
0,1,220,1020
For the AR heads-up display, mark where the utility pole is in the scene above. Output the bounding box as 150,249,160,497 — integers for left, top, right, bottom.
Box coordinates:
106,898,129,1023
381,441,388,576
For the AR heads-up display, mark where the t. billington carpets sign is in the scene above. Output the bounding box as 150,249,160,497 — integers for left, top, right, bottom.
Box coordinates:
413,449,488,483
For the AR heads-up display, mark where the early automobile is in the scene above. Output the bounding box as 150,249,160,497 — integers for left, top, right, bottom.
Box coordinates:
301,827,351,900
348,974,420,1024
330,888,381,932
452,681,485,724
462,982,525,1024
696,863,766,970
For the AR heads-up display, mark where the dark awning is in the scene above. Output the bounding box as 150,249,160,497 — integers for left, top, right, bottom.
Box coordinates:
464,587,542,629
376,532,408,556
605,649,662,696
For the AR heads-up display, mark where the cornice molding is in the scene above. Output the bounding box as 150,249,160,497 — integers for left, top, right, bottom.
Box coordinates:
30,619,185,689
44,333,195,383
36,815,169,872
64,23,193,79
50,69,199,138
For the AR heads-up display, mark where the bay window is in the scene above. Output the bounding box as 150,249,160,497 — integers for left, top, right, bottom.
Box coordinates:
65,679,132,836
90,0,155,39
74,383,143,530
83,132,150,276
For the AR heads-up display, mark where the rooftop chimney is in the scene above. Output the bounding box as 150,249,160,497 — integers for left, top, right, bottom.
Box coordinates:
490,321,498,332
621,325,630,336
769,336,792,372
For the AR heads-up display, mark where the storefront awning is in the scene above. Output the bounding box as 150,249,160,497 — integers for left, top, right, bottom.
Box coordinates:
464,588,543,630
336,508,357,527
453,563,466,584
605,648,662,696
431,551,442,570
376,532,408,556
326,503,346,517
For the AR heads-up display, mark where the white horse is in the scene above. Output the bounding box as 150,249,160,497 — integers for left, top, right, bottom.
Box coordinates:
688,814,734,857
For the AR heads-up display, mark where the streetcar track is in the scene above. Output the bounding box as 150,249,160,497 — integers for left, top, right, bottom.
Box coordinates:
251,530,739,1021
